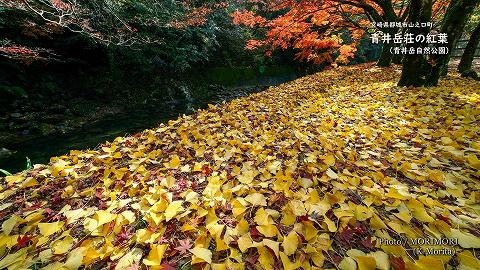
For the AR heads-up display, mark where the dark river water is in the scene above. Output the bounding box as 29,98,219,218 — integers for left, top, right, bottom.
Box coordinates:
1,107,186,173
1,67,297,174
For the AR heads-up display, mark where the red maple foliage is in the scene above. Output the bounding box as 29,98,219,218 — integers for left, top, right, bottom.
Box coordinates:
174,239,193,255
232,0,450,65
15,235,33,249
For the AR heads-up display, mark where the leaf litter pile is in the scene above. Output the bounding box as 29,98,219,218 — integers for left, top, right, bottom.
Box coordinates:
1,63,480,270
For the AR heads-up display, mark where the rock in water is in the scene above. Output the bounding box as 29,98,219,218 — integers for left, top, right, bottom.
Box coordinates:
0,148,15,158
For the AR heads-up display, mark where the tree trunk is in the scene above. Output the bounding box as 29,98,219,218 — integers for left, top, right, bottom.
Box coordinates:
458,22,480,73
392,53,403,64
377,43,393,66
398,0,432,87
425,0,478,86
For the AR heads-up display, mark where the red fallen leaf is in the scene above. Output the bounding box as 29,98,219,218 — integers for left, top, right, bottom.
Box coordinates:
115,180,126,187
338,228,354,243
159,236,169,244
325,209,335,220
244,253,259,265
202,165,213,176
109,261,117,270
50,214,63,222
0,210,8,220
360,236,375,249
274,258,282,270
98,200,107,210
124,140,133,147
189,216,204,227
222,216,236,227
50,194,63,207
229,238,238,247
250,226,261,241
380,159,391,167
95,188,104,200
436,214,451,225
299,251,307,263
106,221,116,235
177,178,188,189
352,221,367,235
297,215,309,222
160,262,176,270
391,257,405,270
15,197,24,205
115,227,131,244
44,208,54,216
469,228,480,238
23,202,42,212
125,264,139,270
175,239,193,255
16,235,33,249
433,181,446,189
165,223,176,235
326,250,342,264
298,232,306,243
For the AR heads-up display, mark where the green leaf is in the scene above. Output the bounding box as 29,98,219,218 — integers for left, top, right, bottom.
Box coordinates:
0,169,12,176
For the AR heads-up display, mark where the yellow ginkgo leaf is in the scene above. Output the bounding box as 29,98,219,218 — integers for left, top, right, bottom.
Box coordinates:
466,154,480,170
238,170,257,184
457,250,480,270
415,256,444,270
257,246,275,269
164,201,184,221
324,217,337,232
143,244,167,266
245,193,267,206
63,247,87,270
326,168,339,179
279,251,301,270
38,222,64,237
168,155,181,168
237,234,253,252
450,229,480,248
254,207,271,226
190,247,212,264
0,248,27,269
114,248,142,270
262,239,279,257
323,154,336,166
355,256,376,270
371,251,389,270
52,236,74,254
1,215,18,235
339,257,357,270
95,210,117,227
257,224,277,237
282,230,299,256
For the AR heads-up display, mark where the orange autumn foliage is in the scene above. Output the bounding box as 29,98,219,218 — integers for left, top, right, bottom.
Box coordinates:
232,0,450,64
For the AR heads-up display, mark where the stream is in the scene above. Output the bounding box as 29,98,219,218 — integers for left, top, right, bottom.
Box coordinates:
1,66,297,173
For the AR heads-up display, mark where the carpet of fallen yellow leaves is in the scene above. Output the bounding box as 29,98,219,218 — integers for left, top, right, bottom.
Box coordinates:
1,63,480,270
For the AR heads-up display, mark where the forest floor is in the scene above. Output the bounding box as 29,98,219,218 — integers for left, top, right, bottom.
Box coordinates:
0,63,479,270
